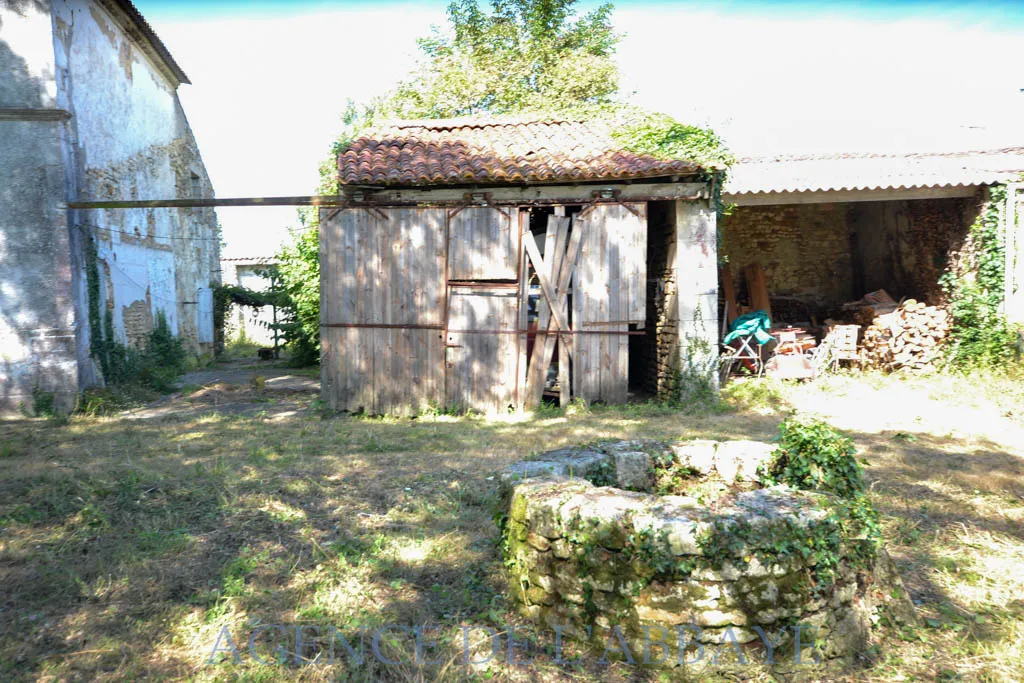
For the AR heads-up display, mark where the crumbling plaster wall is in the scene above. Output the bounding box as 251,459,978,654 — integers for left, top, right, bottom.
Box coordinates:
53,0,218,365
1,0,79,413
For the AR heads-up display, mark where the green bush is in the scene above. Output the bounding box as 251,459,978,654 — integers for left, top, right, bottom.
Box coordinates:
760,418,865,500
759,417,881,568
95,311,190,393
940,184,1018,368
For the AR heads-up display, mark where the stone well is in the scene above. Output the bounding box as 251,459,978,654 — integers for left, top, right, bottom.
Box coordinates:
498,439,915,669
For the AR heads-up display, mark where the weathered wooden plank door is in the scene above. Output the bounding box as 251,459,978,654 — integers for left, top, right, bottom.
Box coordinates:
320,207,447,415
444,207,520,412
445,286,519,413
572,203,647,403
447,207,518,280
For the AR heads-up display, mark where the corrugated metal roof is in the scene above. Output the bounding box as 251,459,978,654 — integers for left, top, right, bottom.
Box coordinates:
725,147,1024,196
337,117,704,187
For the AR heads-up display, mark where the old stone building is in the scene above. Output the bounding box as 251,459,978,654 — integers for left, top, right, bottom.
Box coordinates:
1,0,218,413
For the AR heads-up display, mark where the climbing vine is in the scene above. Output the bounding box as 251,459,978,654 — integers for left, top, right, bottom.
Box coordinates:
939,185,1018,368
758,418,881,570
82,229,188,392
609,108,735,221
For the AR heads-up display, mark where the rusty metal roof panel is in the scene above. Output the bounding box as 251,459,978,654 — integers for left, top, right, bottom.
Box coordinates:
725,147,1024,196
337,117,705,187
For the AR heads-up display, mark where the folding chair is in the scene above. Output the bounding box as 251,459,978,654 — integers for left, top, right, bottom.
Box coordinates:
719,331,765,384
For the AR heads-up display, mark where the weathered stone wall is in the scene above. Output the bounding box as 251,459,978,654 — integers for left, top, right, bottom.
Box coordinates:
635,199,720,400
721,203,853,314
499,441,916,670
0,0,79,413
849,197,976,304
636,201,677,397
54,0,219,363
1,1,218,413
722,198,975,320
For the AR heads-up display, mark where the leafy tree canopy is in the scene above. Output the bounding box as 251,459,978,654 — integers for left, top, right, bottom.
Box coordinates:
387,0,620,119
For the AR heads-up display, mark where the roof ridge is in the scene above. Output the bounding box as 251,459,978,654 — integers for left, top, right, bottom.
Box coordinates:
387,115,585,130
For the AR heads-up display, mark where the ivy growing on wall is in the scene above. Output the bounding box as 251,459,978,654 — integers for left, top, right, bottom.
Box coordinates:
83,229,188,392
939,185,1018,368
610,108,734,220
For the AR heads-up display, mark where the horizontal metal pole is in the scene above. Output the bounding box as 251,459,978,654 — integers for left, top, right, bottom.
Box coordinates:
68,195,359,209
68,181,708,210
322,323,643,335
0,107,71,122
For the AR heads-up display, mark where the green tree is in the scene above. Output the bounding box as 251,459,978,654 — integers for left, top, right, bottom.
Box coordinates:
385,0,620,119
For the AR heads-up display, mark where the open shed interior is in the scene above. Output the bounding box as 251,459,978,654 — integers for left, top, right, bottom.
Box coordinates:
720,195,980,328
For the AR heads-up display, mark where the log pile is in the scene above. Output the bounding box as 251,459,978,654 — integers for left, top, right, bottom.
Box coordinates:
860,299,950,372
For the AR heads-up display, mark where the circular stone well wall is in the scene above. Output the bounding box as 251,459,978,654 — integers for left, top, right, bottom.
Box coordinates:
498,439,916,670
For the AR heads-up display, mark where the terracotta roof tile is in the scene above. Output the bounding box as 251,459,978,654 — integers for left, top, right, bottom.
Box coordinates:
337,117,703,187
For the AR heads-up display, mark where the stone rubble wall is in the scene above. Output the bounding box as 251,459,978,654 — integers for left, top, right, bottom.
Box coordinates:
499,440,917,669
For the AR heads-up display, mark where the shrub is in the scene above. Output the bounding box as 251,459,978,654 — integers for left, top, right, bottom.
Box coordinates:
759,417,881,567
759,417,865,500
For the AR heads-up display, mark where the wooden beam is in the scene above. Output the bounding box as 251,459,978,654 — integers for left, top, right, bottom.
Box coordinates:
524,221,585,408
350,182,707,206
68,195,362,209
523,232,570,333
68,181,709,210
0,107,72,122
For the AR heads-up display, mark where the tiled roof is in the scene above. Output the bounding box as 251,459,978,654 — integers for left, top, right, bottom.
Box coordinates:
337,117,704,187
725,147,1024,196
221,256,279,264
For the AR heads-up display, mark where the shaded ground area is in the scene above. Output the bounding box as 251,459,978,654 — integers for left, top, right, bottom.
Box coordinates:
126,360,320,421
1,367,1022,681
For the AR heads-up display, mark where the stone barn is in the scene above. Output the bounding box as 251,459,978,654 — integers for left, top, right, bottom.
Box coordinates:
1,1,219,413
720,148,1024,326
320,118,722,415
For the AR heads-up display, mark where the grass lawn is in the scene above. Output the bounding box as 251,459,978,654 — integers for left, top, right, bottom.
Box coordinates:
1,370,1023,681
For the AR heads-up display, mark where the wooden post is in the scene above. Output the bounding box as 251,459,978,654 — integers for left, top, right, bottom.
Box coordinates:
1004,183,1022,324
554,207,571,407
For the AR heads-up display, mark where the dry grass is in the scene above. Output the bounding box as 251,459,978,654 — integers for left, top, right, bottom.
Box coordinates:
1,369,1022,681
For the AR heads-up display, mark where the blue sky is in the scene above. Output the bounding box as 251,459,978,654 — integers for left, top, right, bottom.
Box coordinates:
132,0,1024,257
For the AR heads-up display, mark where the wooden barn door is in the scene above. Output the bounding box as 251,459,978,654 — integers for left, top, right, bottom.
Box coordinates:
572,203,647,403
443,207,520,413
320,207,447,415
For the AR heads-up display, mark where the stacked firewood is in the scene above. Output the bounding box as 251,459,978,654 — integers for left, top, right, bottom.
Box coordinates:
860,300,951,372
